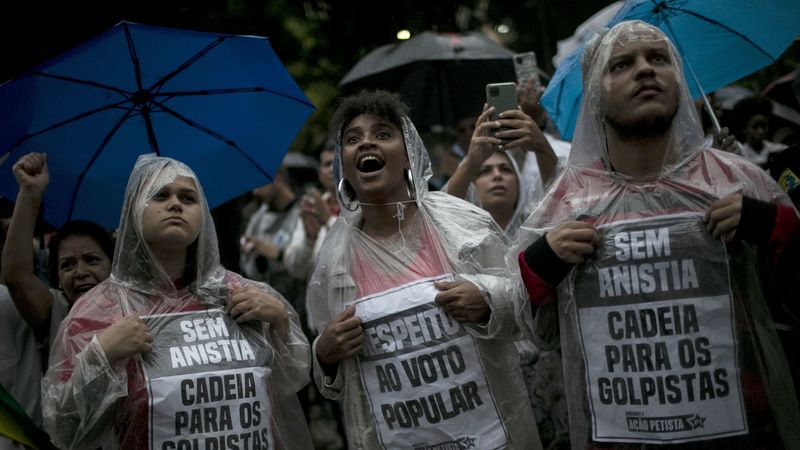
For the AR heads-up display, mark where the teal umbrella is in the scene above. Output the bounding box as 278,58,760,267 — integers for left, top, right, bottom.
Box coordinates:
542,0,800,139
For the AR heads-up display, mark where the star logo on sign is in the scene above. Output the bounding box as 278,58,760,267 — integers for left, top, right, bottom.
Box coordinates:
457,437,476,449
688,414,706,429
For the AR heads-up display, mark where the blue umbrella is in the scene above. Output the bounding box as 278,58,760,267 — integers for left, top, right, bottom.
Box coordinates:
541,0,800,140
0,21,314,228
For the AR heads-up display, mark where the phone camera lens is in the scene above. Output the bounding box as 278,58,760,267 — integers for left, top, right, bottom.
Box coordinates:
489,87,499,96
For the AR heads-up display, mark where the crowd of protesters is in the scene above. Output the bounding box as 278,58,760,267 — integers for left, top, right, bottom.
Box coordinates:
1,20,800,450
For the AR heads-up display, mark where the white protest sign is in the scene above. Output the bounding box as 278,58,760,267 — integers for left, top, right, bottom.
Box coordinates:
354,274,508,450
573,214,747,444
142,309,275,450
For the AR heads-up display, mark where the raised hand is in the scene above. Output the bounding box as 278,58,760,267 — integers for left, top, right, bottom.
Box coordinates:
300,188,330,239
466,104,504,164
13,152,49,194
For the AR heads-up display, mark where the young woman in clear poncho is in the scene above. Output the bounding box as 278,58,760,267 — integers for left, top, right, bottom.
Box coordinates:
454,149,570,448
308,91,541,449
509,21,800,449
443,101,572,448
41,155,312,450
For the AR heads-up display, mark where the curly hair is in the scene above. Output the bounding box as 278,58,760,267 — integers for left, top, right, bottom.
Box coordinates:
730,95,773,142
330,90,410,138
47,220,114,287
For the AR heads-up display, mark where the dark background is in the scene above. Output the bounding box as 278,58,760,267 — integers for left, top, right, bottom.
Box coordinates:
2,0,797,152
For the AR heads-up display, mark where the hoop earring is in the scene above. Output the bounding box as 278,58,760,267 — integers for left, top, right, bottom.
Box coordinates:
405,168,415,201
337,178,359,212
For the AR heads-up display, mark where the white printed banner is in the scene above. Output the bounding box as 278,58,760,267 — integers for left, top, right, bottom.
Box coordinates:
573,214,747,444
142,309,275,450
355,274,508,450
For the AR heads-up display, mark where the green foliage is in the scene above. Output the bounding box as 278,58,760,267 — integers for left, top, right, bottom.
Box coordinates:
2,0,797,157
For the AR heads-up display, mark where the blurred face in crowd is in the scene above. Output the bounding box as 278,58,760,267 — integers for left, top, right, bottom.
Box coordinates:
141,175,203,254
252,181,275,203
474,151,518,223
341,114,410,204
743,114,769,150
456,116,476,150
56,235,112,303
319,149,335,192
602,28,680,140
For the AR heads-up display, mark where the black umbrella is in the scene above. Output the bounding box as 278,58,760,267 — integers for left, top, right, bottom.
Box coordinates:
340,31,515,131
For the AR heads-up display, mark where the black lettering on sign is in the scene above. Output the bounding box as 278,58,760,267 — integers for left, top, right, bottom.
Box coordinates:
174,404,232,435
400,345,466,387
361,305,463,358
180,372,258,406
239,400,263,428
604,341,672,373
599,259,699,298
380,381,484,430
607,305,700,340
376,363,403,393
596,371,730,406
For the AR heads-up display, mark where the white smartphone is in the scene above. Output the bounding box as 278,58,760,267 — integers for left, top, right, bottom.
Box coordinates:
513,52,540,87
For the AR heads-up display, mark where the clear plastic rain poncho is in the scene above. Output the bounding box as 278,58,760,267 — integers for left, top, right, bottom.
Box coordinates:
509,21,800,449
42,155,311,450
459,149,531,239
447,149,571,446
308,115,541,449
465,149,571,447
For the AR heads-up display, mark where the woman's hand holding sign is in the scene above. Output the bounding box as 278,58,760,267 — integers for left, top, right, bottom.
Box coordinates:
98,315,153,364
228,285,289,339
434,281,491,323
316,305,364,368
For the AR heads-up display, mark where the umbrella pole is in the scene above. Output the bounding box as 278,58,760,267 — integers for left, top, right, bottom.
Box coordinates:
662,18,722,134
142,109,161,155
685,61,722,134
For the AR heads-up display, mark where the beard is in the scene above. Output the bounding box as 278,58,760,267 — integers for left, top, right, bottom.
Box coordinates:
605,97,679,141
